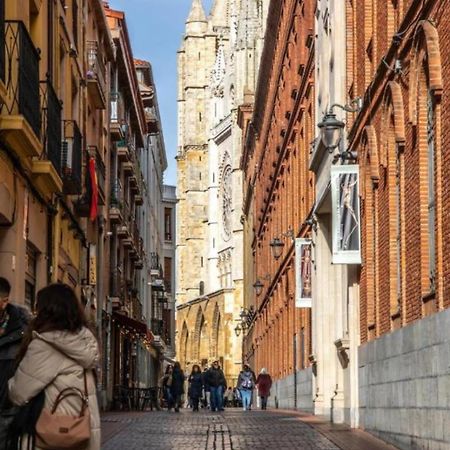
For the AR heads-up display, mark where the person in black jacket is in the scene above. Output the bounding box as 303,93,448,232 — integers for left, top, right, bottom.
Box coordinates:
0,277,29,446
169,361,185,412
188,365,203,412
206,360,227,412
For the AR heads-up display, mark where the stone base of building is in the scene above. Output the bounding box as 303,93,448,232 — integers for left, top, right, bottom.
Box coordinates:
359,308,450,450
268,367,313,411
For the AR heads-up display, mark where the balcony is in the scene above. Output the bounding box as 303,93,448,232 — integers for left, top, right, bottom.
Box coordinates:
86,41,106,109
116,140,130,162
0,21,42,160
145,109,159,134
122,160,133,175
61,120,82,195
150,318,164,337
110,92,125,140
88,146,106,205
30,80,63,198
109,180,123,224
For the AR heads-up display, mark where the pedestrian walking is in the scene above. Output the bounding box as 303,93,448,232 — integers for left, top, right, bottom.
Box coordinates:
188,365,203,412
7,283,100,450
256,368,273,410
0,277,30,448
206,360,226,412
169,362,185,412
160,365,173,410
201,367,210,409
237,364,256,411
224,387,234,407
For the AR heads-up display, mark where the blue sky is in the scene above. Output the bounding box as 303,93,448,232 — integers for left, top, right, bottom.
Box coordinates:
109,0,214,186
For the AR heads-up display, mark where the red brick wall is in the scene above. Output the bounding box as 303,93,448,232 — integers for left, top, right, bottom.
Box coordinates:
242,0,315,379
350,0,448,343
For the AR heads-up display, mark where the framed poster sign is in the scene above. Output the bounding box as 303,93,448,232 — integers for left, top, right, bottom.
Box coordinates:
331,165,361,264
295,238,312,308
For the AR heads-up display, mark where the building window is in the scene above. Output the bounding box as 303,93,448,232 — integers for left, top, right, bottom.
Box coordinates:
427,91,436,294
199,281,205,296
164,257,172,293
164,208,172,241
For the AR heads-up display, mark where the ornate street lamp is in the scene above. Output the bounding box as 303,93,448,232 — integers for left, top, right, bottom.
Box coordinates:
234,323,242,337
318,98,362,155
270,237,285,260
318,111,345,151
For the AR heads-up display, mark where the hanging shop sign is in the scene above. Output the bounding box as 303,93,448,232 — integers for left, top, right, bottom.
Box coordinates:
295,238,312,308
331,165,361,264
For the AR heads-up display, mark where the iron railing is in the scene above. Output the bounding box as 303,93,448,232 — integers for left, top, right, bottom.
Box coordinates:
40,80,62,172
2,21,40,137
110,91,125,123
150,252,160,272
87,40,105,93
110,179,123,207
150,318,163,336
62,120,82,195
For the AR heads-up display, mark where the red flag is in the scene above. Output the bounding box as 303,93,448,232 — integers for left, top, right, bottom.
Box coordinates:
88,157,98,222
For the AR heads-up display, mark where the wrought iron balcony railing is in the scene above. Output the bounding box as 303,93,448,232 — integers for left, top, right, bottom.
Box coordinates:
40,80,62,172
62,120,82,195
110,91,125,123
150,318,164,336
110,179,123,206
1,21,41,137
86,40,106,108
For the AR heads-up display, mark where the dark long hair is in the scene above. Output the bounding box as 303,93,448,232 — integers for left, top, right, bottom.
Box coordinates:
190,364,200,375
17,283,88,362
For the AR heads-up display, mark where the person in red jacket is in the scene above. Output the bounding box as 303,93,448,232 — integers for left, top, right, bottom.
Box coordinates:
255,368,272,410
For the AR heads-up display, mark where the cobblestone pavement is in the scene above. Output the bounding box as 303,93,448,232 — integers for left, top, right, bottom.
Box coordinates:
102,409,341,450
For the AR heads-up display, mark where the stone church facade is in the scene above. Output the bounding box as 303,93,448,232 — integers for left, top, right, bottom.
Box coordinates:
176,0,267,385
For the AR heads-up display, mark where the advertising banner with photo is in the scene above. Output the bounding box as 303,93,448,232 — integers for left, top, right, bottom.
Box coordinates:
331,165,361,264
295,238,312,308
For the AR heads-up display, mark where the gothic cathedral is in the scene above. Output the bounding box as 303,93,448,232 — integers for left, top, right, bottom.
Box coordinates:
176,0,267,385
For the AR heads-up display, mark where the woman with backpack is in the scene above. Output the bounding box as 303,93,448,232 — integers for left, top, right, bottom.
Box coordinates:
237,364,256,411
7,283,100,450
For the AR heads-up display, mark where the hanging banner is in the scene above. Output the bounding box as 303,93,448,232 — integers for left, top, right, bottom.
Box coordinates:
295,238,312,308
331,165,361,264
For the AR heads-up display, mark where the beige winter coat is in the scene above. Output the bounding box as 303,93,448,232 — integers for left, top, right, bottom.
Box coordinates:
8,327,100,450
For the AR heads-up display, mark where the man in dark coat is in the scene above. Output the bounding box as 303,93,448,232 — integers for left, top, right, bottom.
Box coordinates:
0,277,29,444
206,360,227,412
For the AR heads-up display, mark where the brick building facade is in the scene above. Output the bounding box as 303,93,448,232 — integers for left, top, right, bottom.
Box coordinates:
240,0,316,408
241,0,449,447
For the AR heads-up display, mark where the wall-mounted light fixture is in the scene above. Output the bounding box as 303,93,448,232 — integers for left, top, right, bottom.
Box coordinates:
318,98,362,159
270,227,295,260
234,306,256,337
253,274,271,296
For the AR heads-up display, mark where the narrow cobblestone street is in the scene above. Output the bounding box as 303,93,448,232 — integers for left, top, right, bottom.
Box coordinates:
101,409,398,450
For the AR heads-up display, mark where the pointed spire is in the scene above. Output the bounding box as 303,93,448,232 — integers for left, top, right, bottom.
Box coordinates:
210,0,229,27
187,0,207,24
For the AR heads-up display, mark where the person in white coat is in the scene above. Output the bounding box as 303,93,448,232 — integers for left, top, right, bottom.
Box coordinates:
8,283,100,450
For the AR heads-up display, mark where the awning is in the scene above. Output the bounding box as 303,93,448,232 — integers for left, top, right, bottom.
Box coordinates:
112,312,154,342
